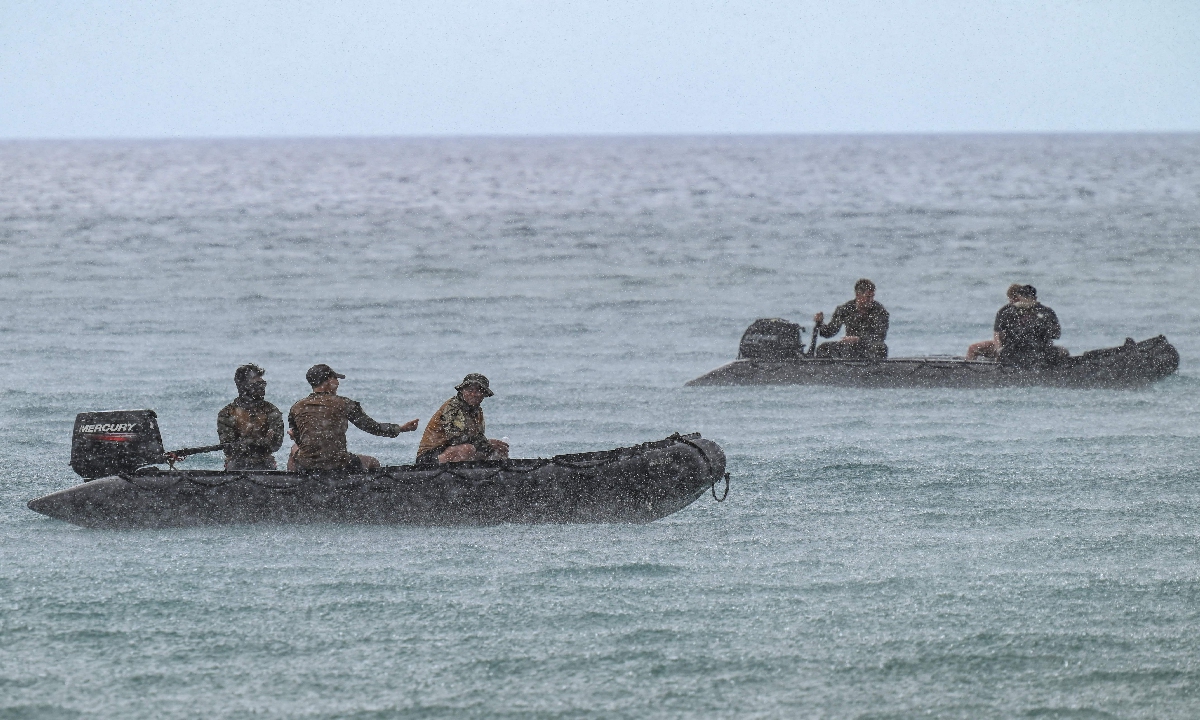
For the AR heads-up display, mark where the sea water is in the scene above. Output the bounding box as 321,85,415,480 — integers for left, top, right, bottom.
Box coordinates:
1,135,1198,718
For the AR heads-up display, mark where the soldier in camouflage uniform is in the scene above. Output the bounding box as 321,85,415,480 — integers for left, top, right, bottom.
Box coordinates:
813,278,890,359
288,364,419,472
416,373,509,465
217,364,285,470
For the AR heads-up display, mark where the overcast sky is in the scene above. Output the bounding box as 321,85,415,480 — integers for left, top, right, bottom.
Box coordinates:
2,0,1198,138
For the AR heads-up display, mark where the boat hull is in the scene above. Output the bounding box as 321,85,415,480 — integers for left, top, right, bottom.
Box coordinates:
686,336,1179,389
27,435,726,529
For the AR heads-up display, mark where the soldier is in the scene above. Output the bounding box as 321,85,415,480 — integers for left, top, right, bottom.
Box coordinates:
813,278,890,359
416,373,509,465
966,284,1023,361
994,285,1064,367
288,364,419,472
217,364,285,470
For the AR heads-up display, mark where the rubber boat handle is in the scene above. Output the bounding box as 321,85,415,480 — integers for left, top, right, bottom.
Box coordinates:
165,443,226,459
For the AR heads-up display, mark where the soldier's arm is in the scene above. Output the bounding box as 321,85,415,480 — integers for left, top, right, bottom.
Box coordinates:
993,309,1007,345
217,407,238,447
1045,308,1062,341
287,409,300,445
818,307,845,338
264,405,285,452
347,400,402,438
876,308,890,342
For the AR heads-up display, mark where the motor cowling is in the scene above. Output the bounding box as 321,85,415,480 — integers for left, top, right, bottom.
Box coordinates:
70,410,165,479
737,318,803,361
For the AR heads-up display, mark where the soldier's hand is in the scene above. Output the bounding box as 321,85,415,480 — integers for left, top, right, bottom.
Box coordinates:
398,419,419,433
813,312,824,325
489,438,509,453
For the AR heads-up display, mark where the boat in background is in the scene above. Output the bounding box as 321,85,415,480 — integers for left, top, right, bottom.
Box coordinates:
687,318,1179,389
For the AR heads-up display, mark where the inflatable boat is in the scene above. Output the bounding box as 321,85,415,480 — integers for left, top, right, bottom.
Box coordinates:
687,319,1179,389
27,411,728,529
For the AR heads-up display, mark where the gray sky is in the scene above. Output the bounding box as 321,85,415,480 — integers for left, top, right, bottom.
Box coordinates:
2,0,1198,138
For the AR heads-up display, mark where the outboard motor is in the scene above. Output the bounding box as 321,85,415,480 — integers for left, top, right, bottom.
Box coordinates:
70,410,165,479
737,318,804,361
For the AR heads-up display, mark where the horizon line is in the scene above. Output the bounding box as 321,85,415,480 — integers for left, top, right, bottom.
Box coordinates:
2,129,1200,143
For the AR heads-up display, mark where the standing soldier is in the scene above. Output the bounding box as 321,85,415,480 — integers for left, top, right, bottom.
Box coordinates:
288,364,419,472
217,364,285,470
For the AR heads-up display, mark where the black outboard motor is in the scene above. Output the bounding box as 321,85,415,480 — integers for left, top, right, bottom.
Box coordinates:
737,318,804,361
70,410,165,479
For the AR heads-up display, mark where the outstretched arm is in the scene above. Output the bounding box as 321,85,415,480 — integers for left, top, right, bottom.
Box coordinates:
346,401,407,438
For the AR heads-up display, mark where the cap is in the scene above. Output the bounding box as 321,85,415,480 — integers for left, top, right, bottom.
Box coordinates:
306,364,346,387
455,373,494,397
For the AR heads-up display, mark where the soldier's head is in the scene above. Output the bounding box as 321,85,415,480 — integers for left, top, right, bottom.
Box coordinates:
854,278,876,307
234,364,267,400
306,364,345,394
1010,284,1037,303
455,373,493,407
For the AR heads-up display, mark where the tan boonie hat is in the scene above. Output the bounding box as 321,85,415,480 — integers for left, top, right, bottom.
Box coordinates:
306,364,346,387
456,373,493,397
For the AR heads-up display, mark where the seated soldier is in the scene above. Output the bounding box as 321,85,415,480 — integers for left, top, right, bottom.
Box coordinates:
288,364,419,472
812,278,889,359
415,373,509,465
217,364,285,470
994,285,1065,367
967,284,1023,361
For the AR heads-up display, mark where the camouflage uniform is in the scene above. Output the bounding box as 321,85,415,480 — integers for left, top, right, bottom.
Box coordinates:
288,392,401,471
217,397,284,470
416,394,488,463
816,299,890,359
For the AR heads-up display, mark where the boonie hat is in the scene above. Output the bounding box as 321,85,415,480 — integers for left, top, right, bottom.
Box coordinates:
456,373,494,397
306,364,346,387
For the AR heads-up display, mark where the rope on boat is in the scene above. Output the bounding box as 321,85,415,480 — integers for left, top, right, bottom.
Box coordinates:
117,433,714,493
669,433,730,502
119,471,324,492
711,472,730,502
407,433,698,485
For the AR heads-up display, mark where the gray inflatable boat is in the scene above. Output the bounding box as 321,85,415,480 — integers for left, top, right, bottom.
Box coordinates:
27,411,728,529
688,319,1179,389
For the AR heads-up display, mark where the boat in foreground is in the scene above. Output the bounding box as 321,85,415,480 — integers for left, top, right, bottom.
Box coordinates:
28,410,727,529
687,319,1178,389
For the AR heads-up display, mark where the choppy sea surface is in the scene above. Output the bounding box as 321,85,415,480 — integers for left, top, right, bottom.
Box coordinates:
1,135,1199,718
